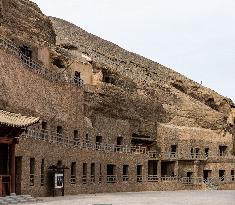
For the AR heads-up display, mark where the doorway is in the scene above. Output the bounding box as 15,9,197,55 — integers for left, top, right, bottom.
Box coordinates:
0,144,9,175
203,170,211,180
0,144,10,196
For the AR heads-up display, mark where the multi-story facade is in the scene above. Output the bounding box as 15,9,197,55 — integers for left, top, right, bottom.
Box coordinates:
0,0,235,197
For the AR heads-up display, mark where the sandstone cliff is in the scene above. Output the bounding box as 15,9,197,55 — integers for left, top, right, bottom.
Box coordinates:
50,17,234,135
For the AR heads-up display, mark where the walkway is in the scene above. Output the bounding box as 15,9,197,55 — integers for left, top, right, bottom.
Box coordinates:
30,190,235,205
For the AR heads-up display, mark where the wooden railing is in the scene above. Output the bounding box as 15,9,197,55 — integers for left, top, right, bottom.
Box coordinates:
0,175,11,197
0,36,84,87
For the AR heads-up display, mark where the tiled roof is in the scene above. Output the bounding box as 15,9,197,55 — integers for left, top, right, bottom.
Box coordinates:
0,110,39,128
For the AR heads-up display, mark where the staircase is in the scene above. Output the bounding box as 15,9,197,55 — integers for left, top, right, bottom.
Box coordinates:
0,195,38,205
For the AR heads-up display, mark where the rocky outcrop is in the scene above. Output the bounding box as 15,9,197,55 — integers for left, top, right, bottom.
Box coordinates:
50,17,234,134
1,0,56,45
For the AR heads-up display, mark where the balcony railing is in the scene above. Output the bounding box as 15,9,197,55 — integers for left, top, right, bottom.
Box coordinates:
123,175,129,182
98,175,102,183
90,175,95,183
0,36,84,87
107,175,117,183
30,174,35,186
148,175,158,182
137,175,143,182
22,128,235,160
22,128,151,156
82,175,87,184
70,175,76,185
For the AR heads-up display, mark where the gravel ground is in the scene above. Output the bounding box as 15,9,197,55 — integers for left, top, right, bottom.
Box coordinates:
30,190,235,205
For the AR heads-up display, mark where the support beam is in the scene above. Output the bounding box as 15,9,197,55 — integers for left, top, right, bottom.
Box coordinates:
174,161,179,176
9,143,16,194
157,160,161,178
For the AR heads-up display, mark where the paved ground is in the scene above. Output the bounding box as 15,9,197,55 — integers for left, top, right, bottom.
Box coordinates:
31,190,235,205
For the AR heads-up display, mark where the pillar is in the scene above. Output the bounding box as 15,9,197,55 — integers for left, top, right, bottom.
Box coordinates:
174,161,179,177
157,160,161,178
9,143,16,194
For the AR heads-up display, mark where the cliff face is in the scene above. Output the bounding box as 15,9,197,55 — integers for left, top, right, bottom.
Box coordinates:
50,17,234,134
0,0,234,139
1,0,56,45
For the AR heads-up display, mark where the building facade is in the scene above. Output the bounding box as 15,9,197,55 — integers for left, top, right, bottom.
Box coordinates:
0,0,235,197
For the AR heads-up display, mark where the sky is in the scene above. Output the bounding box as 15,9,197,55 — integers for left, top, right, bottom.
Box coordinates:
32,0,235,102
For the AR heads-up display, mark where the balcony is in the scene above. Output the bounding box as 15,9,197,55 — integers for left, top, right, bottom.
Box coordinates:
90,175,95,183
107,175,117,183
148,175,158,182
137,175,143,182
82,175,87,184
70,175,76,185
122,175,129,182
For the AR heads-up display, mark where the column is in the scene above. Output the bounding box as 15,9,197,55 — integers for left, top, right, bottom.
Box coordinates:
174,161,179,177
9,143,16,194
157,160,161,179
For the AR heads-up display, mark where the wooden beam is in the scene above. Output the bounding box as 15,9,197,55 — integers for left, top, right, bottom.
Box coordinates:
0,137,14,144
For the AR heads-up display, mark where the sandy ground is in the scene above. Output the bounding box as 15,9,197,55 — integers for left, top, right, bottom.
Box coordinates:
29,190,235,205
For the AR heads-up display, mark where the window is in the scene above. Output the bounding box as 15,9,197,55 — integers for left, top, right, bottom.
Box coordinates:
107,164,116,183
170,145,177,157
74,130,79,141
70,162,76,184
231,170,234,181
91,163,95,183
219,170,225,181
190,148,194,158
205,148,209,158
82,163,87,184
85,134,89,143
41,121,48,139
219,146,227,156
96,136,102,150
117,137,124,146
57,126,63,142
19,45,32,58
42,121,47,130
137,165,143,182
74,71,81,85
123,165,129,182
195,148,200,158
171,145,177,153
30,158,35,186
40,159,45,186
96,136,102,144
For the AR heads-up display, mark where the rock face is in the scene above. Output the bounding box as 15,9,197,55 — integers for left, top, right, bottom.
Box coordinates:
1,0,56,45
51,17,234,135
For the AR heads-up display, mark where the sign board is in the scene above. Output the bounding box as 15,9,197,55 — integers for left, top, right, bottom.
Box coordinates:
54,173,64,189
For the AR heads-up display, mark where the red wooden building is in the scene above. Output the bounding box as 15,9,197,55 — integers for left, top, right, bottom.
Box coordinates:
0,110,39,196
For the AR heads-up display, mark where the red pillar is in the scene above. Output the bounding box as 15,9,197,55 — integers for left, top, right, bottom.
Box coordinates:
9,143,16,194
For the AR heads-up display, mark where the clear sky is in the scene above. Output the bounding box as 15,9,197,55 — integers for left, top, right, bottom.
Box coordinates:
32,0,235,102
